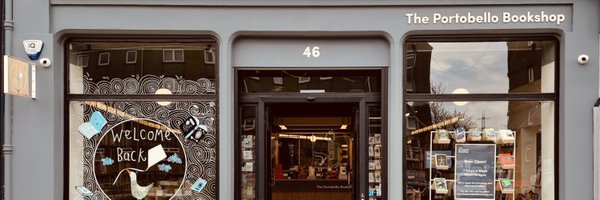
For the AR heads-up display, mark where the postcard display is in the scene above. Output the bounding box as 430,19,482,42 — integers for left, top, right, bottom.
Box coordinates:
428,129,516,200
368,107,383,199
241,117,256,200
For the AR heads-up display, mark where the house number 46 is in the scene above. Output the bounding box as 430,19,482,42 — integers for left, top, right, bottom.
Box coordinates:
303,46,320,58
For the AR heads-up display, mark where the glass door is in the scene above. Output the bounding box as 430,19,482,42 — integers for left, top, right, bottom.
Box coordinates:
266,103,359,200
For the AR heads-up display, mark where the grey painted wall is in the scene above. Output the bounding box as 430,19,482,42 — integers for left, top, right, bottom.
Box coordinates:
3,0,598,200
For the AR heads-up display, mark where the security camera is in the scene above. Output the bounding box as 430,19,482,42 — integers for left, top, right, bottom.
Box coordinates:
578,54,589,65
39,58,51,67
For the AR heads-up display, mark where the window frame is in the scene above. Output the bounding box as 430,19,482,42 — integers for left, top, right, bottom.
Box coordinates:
76,54,89,67
63,36,220,200
402,34,560,199
98,52,110,66
125,50,137,64
163,48,185,63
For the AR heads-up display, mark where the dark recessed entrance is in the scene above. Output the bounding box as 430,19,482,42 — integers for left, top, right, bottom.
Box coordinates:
236,69,385,200
268,103,357,200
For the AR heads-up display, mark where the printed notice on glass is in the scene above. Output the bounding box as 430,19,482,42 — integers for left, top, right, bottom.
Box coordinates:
455,144,496,199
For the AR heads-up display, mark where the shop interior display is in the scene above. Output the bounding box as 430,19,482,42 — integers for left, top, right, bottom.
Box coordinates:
406,128,516,200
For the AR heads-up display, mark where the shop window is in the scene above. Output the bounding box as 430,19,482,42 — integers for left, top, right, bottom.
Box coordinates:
403,38,556,200
98,52,110,66
66,38,218,200
126,50,137,64
77,54,89,68
204,47,216,64
163,49,185,63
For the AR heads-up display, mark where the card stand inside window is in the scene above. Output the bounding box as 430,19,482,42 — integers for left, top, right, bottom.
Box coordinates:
498,153,515,170
482,128,497,143
498,178,514,194
467,129,482,141
454,127,466,143
433,129,451,144
432,178,449,194
497,130,516,144
433,154,449,170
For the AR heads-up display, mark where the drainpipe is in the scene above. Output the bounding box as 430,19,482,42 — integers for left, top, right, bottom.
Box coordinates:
3,0,13,199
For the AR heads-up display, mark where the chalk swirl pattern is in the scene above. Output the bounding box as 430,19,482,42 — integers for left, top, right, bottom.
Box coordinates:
82,74,215,95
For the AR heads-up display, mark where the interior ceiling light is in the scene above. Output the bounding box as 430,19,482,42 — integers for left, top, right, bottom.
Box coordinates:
340,124,348,130
278,125,287,130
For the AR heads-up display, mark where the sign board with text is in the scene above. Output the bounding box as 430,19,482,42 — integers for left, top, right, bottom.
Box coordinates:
455,144,496,199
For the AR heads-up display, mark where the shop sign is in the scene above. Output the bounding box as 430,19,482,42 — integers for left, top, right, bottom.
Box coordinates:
405,11,566,25
455,144,496,199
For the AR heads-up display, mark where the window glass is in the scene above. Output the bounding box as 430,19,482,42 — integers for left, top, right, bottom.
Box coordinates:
404,38,556,200
68,100,217,199
69,41,216,95
67,39,218,200
239,70,381,93
406,41,555,94
404,101,554,200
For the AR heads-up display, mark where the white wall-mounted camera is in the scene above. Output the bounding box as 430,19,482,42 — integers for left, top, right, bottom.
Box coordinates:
578,54,589,65
39,58,51,68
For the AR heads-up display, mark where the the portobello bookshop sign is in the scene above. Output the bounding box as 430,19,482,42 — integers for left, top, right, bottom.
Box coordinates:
404,6,570,26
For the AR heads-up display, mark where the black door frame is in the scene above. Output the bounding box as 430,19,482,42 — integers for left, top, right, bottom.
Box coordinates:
255,95,368,200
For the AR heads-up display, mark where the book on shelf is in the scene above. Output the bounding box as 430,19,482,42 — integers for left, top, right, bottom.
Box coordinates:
434,154,449,170
369,172,375,182
375,160,382,170
467,129,482,141
374,146,381,157
374,134,381,144
434,129,451,144
375,172,382,183
243,150,253,160
242,162,254,172
242,135,254,148
498,129,515,144
406,170,417,179
482,128,497,142
498,178,514,193
498,153,515,169
433,178,448,194
369,161,376,170
455,127,466,143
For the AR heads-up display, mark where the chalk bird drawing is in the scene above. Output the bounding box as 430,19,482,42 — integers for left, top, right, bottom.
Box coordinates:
112,144,167,199
127,169,154,200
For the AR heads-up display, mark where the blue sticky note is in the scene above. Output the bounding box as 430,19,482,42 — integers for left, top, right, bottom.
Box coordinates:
101,157,114,166
191,178,208,192
158,164,172,172
90,111,107,132
78,122,99,139
167,153,183,164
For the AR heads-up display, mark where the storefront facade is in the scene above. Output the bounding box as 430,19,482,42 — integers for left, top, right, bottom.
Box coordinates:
2,0,599,200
